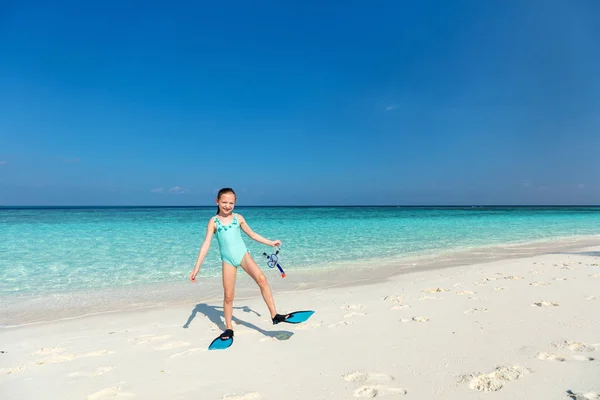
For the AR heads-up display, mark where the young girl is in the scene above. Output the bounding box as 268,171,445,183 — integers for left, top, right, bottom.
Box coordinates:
189,188,293,342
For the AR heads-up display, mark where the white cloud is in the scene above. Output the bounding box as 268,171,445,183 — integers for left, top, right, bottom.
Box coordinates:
151,186,189,194
0,161,7,165
169,186,188,194
385,105,398,111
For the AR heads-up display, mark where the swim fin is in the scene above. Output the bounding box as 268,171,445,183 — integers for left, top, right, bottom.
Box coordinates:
272,310,315,325
208,329,234,350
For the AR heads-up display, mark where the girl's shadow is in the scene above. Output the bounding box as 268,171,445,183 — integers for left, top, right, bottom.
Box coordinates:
183,303,294,341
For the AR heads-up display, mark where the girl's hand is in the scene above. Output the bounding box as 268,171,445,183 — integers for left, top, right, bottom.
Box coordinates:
271,239,281,247
189,269,199,283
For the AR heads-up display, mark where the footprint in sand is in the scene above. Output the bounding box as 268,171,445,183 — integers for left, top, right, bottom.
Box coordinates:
383,295,408,309
589,273,600,278
531,301,559,307
464,365,531,392
0,365,26,375
529,281,551,287
87,385,136,399
383,295,404,304
68,366,115,378
422,288,449,293
538,352,595,362
400,316,429,323
567,390,600,400
344,312,367,319
342,371,407,397
222,392,261,400
456,291,475,295
342,304,364,310
494,287,508,291
154,341,190,351
554,277,568,281
343,372,395,383
552,340,599,352
464,308,488,314
530,269,544,274
328,320,354,328
352,386,408,398
504,276,524,280
36,349,115,365
586,296,600,301
537,352,566,361
33,347,66,355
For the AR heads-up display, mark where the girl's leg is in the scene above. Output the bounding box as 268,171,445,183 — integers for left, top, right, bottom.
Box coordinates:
222,262,237,332
240,253,277,318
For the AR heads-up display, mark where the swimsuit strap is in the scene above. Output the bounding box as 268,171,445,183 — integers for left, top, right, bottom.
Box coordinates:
214,214,238,232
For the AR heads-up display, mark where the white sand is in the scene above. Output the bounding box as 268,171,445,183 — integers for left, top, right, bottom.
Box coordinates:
1,244,600,399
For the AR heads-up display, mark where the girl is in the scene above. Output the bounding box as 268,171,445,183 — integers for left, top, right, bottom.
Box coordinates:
189,188,292,342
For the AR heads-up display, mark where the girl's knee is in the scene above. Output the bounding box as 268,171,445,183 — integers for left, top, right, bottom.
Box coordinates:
224,292,235,304
255,273,268,287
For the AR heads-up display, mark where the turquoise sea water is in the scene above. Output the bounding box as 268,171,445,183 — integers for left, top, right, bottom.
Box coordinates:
1,206,600,298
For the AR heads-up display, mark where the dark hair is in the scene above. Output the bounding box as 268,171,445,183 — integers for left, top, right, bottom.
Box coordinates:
216,188,236,214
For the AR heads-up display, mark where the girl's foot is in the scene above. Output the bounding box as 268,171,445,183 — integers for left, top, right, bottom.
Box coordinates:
219,329,234,340
272,313,290,324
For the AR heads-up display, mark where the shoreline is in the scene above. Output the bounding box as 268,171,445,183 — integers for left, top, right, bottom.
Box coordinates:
2,234,599,328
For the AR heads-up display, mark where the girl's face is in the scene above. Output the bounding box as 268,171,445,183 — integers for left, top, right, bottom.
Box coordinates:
217,193,236,215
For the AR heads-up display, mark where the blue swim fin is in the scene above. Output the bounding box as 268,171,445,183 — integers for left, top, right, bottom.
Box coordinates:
208,329,234,350
272,310,315,324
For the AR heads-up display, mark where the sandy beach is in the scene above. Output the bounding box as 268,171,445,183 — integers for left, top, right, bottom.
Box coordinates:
1,242,599,399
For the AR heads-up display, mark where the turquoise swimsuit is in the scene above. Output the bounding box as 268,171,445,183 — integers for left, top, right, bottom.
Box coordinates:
214,214,248,268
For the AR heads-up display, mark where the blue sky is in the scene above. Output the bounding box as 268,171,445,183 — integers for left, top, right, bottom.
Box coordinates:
1,0,599,206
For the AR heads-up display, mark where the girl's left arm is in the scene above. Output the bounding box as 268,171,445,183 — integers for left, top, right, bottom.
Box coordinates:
238,214,281,247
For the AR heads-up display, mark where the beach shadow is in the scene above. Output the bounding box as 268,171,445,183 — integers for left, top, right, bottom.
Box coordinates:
183,303,294,341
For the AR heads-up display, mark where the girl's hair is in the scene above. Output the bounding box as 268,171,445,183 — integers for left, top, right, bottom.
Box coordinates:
216,188,236,214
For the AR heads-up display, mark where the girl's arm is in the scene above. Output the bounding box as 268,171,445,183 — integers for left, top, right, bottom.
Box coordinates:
238,214,281,247
189,218,216,282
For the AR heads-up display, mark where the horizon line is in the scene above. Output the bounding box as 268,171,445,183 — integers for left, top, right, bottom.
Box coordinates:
1,204,599,210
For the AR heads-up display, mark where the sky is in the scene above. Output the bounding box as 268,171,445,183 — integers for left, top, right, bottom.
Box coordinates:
1,0,599,206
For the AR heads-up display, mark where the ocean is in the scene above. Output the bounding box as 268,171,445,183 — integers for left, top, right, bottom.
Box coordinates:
1,206,599,325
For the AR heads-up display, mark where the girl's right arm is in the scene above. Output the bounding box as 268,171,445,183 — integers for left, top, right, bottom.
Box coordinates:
189,218,215,283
